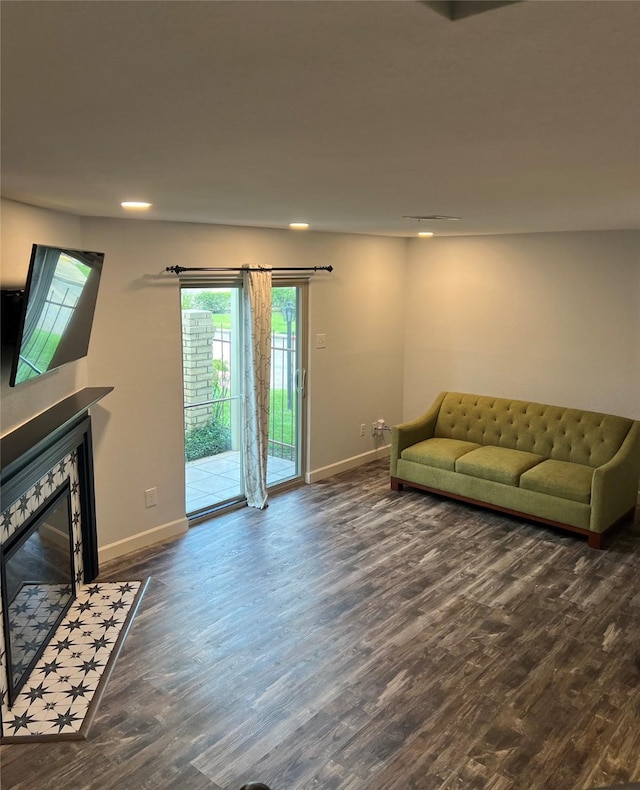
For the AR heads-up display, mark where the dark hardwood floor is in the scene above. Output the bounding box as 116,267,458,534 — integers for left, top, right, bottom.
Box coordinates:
2,460,639,790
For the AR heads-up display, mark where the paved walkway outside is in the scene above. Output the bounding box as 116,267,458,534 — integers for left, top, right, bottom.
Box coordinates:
185,450,296,513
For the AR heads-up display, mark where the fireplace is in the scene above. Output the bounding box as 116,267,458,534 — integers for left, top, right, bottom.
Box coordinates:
0,387,112,732
2,479,76,705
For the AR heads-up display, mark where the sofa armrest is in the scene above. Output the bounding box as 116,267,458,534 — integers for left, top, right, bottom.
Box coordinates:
390,392,447,477
590,421,640,533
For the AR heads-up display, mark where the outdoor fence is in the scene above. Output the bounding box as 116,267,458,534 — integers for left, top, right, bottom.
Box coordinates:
182,312,296,462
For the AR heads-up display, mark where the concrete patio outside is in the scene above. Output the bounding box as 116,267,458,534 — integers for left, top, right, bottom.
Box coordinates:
185,450,296,513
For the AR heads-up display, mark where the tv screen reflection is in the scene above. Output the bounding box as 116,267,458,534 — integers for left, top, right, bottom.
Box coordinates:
11,245,104,386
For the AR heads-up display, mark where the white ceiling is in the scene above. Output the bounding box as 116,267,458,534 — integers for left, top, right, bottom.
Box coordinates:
1,0,639,237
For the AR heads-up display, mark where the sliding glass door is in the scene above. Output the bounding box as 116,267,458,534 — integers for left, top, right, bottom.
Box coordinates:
181,287,242,512
181,282,306,516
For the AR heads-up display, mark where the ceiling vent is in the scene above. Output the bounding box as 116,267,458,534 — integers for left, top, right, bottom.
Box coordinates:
403,215,461,221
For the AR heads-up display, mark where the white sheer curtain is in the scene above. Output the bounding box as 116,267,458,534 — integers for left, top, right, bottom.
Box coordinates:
242,265,272,508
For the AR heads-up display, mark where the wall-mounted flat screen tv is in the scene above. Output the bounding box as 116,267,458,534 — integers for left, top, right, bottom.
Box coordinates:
8,244,105,387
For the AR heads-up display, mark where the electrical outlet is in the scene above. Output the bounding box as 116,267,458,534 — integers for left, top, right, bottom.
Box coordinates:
145,487,158,508
360,423,366,436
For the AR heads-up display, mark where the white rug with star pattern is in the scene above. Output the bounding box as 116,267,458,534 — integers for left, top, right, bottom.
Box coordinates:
1,579,147,742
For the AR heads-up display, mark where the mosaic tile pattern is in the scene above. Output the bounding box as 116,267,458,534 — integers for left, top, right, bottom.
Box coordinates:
6,583,74,694
1,581,144,742
1,450,80,552
0,451,84,728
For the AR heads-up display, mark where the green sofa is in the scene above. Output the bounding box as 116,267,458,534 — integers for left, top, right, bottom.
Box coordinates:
391,392,640,549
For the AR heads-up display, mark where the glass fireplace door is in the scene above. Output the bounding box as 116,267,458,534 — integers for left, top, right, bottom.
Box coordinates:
2,482,75,704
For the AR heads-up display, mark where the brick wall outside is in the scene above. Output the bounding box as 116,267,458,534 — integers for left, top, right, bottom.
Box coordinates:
182,310,215,431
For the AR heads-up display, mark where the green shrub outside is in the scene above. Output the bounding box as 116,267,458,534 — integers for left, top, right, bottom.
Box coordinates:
184,418,232,462
182,286,298,464
194,291,231,313
185,389,295,463
181,290,231,313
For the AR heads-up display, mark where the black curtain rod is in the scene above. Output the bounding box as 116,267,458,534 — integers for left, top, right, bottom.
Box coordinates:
166,265,333,274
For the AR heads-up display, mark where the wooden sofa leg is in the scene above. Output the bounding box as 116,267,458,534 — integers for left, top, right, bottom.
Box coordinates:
588,532,604,550
390,477,404,492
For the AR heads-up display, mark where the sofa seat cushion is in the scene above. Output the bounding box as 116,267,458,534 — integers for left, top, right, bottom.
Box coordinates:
401,438,481,471
455,446,544,486
520,459,593,504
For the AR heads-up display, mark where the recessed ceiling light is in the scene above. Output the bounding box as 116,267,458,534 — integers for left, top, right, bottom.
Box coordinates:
289,222,309,230
418,231,434,238
121,201,152,209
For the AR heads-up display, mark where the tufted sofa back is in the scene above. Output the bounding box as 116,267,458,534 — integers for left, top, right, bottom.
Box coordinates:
434,392,633,468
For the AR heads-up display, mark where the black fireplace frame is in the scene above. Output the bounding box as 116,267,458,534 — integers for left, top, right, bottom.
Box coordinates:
1,389,112,582
1,479,76,705
1,416,98,581
0,387,112,723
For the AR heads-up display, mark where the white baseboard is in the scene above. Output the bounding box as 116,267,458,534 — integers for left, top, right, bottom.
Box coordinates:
98,517,189,563
306,445,390,484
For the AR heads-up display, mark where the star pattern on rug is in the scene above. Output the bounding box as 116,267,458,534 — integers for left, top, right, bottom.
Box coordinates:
40,657,65,676
1,450,88,727
1,581,143,741
49,706,83,733
91,635,112,650
24,682,52,703
63,617,88,633
7,711,38,734
76,657,105,674
51,637,73,653
65,681,93,701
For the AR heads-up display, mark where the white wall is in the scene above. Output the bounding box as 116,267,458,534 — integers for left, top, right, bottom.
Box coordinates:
2,205,407,558
305,233,407,476
404,230,640,421
78,216,407,558
0,200,86,433
5,202,637,563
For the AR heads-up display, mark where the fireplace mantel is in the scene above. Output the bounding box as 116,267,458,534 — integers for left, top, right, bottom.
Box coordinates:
1,387,113,478
1,386,112,723
1,386,113,582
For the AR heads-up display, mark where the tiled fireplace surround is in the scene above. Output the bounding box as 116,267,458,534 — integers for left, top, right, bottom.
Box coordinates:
0,388,111,736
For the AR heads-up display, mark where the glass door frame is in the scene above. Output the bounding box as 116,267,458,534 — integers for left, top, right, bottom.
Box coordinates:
180,276,308,520
181,283,245,517
268,278,308,494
